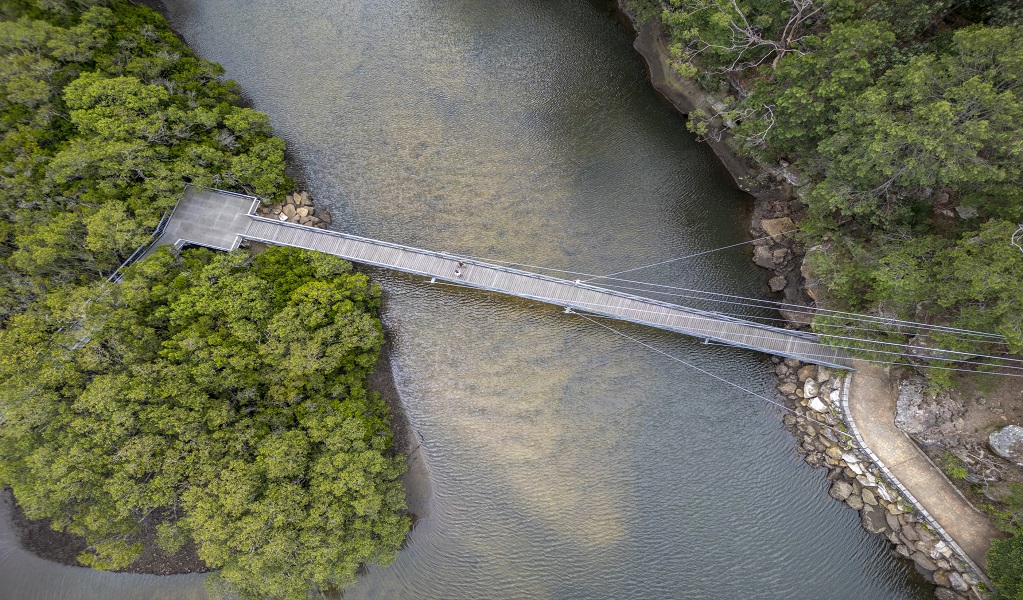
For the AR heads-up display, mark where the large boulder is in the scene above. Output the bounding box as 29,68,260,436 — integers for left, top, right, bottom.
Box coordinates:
796,364,817,382
990,425,1023,465
753,245,775,269
772,248,790,265
860,503,889,535
829,480,853,501
800,245,828,303
911,552,938,572
894,377,965,444
955,205,978,219
934,587,967,600
948,571,968,592
777,382,798,395
885,512,902,532
808,397,828,413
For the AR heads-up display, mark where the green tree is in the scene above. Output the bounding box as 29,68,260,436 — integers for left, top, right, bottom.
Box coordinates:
809,26,1023,226
0,247,409,595
735,20,896,157
0,0,293,316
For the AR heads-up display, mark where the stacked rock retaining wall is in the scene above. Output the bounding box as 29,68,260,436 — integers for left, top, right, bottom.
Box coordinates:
774,357,985,599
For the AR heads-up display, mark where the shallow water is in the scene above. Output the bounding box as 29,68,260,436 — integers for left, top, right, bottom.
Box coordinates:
0,1,932,598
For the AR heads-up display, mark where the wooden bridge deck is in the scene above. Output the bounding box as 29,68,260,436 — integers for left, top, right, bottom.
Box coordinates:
145,187,852,369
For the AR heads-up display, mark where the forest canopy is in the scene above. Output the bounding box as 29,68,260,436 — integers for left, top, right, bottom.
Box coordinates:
0,0,290,320
0,1,409,598
633,0,1023,383
0,246,409,599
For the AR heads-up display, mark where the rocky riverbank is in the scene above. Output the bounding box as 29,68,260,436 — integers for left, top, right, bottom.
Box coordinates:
613,1,994,596
614,1,815,320
775,360,983,599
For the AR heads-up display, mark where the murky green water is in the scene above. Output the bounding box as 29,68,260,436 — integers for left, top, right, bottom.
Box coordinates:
0,1,932,598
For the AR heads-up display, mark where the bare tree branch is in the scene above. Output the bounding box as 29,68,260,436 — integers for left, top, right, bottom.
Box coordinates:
668,0,828,76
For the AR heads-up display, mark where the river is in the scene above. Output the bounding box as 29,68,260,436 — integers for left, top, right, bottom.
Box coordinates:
0,0,932,598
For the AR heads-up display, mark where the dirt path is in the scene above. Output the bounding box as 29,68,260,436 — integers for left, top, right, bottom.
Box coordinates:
846,360,1003,571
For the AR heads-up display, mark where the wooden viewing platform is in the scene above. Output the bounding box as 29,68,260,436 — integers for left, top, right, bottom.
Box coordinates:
139,186,852,370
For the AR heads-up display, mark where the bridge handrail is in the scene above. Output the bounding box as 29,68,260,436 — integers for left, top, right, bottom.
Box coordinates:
246,213,823,343
106,205,178,283
185,182,260,202
107,184,262,283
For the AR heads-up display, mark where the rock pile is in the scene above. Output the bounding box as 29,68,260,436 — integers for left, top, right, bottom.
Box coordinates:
750,214,811,325
256,191,332,229
773,357,983,600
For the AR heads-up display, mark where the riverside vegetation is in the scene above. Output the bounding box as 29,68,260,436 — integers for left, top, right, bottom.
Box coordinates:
627,0,1023,596
0,1,409,598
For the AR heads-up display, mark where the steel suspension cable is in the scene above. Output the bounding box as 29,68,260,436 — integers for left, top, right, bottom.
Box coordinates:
453,252,1008,342
592,280,1014,348
578,231,796,283
424,280,1023,373
576,312,1023,379
572,312,853,438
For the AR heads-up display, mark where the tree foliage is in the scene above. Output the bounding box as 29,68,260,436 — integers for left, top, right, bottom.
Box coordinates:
649,0,1023,393
990,531,1023,600
0,2,408,598
808,26,1023,225
0,247,409,599
650,0,1023,582
0,0,292,320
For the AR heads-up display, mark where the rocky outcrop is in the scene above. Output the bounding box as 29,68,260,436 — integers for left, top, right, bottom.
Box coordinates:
774,357,983,599
760,217,795,240
750,210,814,326
618,5,761,192
989,426,1023,466
255,191,333,228
895,378,967,446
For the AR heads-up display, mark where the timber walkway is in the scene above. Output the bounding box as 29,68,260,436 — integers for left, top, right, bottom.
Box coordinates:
139,186,852,369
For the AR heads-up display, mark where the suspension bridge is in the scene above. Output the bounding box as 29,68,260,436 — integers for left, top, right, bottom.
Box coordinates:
123,186,852,369
109,185,1019,584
